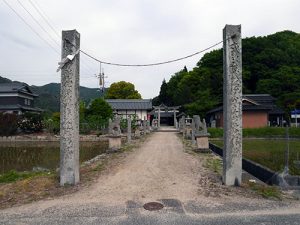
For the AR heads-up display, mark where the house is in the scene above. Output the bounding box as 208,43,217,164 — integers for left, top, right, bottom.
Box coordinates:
0,83,42,115
291,109,300,127
106,99,152,121
207,94,285,128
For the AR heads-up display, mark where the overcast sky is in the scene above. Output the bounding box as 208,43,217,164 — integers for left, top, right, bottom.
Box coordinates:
0,0,299,98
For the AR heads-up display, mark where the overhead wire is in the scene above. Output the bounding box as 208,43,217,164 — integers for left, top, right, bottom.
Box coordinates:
16,0,60,48
78,40,224,67
3,0,96,77
2,0,59,55
28,0,61,39
4,0,225,78
27,0,98,75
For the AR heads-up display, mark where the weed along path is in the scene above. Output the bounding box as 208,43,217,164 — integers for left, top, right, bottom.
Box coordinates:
1,129,300,224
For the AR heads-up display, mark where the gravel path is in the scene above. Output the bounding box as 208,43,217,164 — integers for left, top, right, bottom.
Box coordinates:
1,129,299,224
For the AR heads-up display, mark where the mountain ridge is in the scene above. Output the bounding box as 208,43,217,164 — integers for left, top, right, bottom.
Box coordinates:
0,76,104,112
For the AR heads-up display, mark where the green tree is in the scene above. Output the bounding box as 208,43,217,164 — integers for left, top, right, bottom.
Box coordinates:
87,98,113,119
154,30,300,118
105,81,142,99
158,79,171,105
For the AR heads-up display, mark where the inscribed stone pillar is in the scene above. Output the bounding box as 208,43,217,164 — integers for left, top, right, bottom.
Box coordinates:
60,30,80,186
223,25,242,186
127,116,131,143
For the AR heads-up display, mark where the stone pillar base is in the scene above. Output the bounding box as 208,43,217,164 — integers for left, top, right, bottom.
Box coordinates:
107,136,122,153
195,134,210,152
134,130,141,139
184,128,192,139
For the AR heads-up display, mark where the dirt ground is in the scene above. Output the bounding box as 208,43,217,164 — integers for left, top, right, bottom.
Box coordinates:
1,129,299,215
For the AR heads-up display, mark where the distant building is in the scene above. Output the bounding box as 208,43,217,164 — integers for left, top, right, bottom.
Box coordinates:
0,83,42,115
106,99,152,120
207,94,285,128
291,109,300,127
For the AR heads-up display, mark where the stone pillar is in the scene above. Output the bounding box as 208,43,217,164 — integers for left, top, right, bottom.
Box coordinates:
127,116,131,143
182,116,186,137
60,30,80,186
173,109,177,128
191,118,196,146
223,25,242,186
158,107,161,128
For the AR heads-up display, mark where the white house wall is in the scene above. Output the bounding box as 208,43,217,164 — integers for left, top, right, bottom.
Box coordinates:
115,109,148,120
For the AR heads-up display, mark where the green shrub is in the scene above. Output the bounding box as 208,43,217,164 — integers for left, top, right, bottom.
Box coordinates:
43,112,60,134
0,112,18,136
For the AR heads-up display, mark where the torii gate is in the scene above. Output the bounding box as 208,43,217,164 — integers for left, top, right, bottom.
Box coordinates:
153,104,180,128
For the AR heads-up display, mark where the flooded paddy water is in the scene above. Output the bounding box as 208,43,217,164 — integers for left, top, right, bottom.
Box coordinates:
0,141,108,174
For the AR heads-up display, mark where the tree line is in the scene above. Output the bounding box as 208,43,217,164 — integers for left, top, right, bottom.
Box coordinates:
153,30,300,119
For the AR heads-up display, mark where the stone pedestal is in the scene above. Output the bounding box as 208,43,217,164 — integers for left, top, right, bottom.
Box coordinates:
134,130,141,139
195,134,210,152
184,127,192,139
107,135,121,153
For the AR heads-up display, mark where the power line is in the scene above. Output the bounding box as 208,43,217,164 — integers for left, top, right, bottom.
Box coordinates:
28,0,61,39
16,0,60,47
3,0,59,55
79,40,223,67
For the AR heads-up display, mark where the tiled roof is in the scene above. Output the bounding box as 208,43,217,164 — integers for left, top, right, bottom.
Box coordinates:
243,94,275,105
106,99,152,110
207,94,284,115
207,103,274,114
0,104,43,112
0,83,38,96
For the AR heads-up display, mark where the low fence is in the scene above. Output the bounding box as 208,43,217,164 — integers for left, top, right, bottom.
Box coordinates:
209,143,300,189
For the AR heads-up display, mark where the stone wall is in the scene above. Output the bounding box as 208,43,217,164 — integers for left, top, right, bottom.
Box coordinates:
0,135,110,142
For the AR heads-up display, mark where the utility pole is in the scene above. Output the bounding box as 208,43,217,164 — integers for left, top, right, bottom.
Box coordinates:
60,30,80,186
98,62,107,93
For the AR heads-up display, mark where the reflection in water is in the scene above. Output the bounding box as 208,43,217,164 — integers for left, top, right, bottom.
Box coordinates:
0,141,108,174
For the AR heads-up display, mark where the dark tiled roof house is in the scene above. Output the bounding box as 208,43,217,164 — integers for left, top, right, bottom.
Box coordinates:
0,83,42,114
207,94,285,128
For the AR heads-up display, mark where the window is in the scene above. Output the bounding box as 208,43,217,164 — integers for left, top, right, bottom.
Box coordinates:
24,99,30,105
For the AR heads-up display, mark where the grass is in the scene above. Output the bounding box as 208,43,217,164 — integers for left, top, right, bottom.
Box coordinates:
246,181,282,200
208,127,300,138
210,139,300,175
204,157,222,175
0,170,52,183
0,131,152,209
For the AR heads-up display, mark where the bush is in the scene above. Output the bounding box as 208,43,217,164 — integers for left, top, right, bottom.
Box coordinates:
43,112,60,134
18,112,43,133
0,113,18,136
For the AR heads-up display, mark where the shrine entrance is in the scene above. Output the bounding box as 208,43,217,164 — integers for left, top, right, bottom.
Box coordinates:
150,104,180,127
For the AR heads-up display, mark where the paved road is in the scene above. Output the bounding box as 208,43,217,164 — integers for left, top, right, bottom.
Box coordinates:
1,129,299,224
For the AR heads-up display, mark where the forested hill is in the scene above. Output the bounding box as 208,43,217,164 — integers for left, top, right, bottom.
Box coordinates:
154,30,300,117
0,77,104,112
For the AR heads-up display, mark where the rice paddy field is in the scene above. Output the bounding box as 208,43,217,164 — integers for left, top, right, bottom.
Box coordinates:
210,139,300,176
